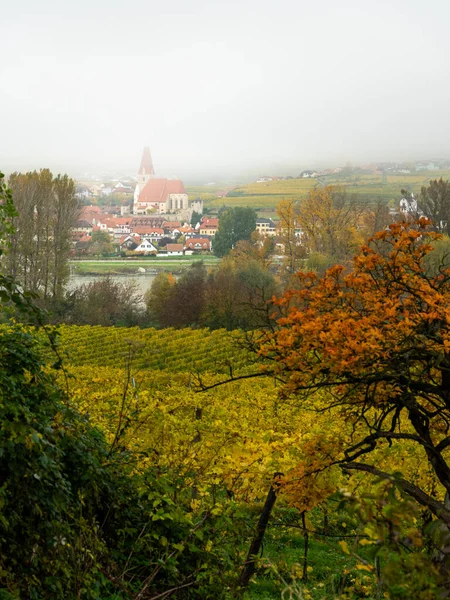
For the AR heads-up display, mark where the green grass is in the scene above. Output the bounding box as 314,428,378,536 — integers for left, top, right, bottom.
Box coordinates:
70,256,220,275
245,529,360,600
243,524,381,600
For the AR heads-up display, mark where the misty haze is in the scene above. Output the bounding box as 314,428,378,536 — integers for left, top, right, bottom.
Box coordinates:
3,0,450,179
3,1,450,599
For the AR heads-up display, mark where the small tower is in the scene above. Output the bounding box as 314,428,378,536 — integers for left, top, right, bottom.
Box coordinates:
134,147,155,210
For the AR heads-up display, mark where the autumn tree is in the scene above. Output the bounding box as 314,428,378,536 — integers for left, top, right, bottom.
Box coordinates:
89,229,114,255
4,170,79,299
251,219,450,536
145,263,207,328
165,261,207,328
203,256,277,330
144,272,177,327
232,237,275,271
65,277,144,326
213,207,257,257
297,185,365,261
418,177,450,234
276,198,306,276
360,197,392,237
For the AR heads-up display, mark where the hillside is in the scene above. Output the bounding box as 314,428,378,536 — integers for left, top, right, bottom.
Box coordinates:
187,170,450,216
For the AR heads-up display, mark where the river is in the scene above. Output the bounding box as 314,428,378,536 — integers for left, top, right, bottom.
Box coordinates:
68,273,158,296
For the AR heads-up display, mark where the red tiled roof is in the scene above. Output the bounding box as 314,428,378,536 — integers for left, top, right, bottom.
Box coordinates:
100,217,131,228
78,234,91,243
166,244,183,252
138,179,185,204
119,234,141,245
185,238,211,250
78,206,107,224
132,227,164,235
113,186,133,194
200,217,219,227
163,221,182,229
79,205,103,215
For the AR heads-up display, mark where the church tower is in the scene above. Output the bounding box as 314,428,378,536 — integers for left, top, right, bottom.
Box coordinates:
138,146,155,185
134,146,155,210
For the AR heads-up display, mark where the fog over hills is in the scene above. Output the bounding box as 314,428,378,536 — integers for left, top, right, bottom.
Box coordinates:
2,0,450,179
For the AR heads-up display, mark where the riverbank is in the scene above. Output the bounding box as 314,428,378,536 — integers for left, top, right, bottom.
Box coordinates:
70,256,220,276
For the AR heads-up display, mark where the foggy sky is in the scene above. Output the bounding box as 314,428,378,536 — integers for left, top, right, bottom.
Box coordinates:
2,0,450,180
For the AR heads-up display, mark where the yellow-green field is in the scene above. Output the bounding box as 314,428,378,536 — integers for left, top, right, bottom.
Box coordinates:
187,170,450,213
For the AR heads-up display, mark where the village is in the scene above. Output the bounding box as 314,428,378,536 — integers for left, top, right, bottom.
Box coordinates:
72,147,428,261
71,147,283,258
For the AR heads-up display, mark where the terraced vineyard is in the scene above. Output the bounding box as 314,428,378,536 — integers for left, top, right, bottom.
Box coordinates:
40,324,259,374
189,170,450,211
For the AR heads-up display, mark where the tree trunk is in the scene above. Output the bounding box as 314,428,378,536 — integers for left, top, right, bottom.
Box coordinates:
238,473,282,589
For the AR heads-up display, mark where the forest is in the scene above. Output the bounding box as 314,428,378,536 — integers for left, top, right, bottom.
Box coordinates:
3,172,450,599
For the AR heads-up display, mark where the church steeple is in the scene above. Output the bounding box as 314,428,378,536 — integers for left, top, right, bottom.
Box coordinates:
138,146,155,185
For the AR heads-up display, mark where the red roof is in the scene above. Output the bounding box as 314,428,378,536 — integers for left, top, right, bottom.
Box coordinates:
78,234,91,243
138,179,185,204
119,234,141,245
166,244,184,252
100,217,131,228
201,217,219,228
139,146,155,176
185,238,211,250
163,221,182,229
132,227,164,235
79,205,107,224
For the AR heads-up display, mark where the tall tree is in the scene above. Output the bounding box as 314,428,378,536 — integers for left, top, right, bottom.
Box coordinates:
67,277,143,326
213,207,257,257
276,198,306,276
418,177,450,234
145,263,207,328
203,257,277,330
4,170,79,299
165,261,207,327
252,219,450,530
297,185,364,261
144,272,177,327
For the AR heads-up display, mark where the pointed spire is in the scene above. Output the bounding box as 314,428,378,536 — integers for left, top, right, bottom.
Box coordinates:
138,146,155,176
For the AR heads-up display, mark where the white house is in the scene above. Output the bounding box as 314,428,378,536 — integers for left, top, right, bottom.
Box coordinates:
134,240,158,253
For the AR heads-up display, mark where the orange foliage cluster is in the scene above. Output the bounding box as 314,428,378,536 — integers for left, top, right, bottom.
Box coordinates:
257,219,450,517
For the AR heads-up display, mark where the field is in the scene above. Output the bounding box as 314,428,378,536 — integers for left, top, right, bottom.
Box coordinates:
187,170,450,214
42,324,256,373
31,323,433,598
70,256,220,275
36,324,349,598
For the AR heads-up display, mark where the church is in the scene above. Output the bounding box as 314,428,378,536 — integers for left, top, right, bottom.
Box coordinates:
133,147,190,215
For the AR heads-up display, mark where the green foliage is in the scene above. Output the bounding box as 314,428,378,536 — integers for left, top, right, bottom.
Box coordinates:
0,173,18,246
3,170,79,300
144,271,176,327
203,258,277,330
89,230,114,256
418,178,450,234
144,262,207,328
214,207,257,257
191,210,203,227
60,277,144,327
0,318,251,598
